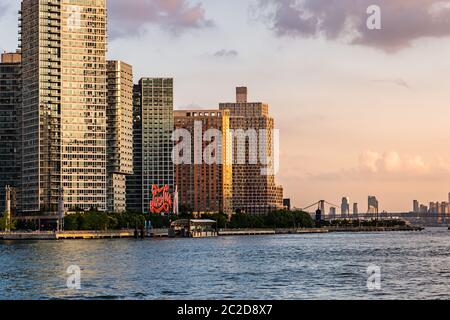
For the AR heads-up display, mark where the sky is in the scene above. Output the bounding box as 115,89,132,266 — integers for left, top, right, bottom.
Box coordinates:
2,0,450,212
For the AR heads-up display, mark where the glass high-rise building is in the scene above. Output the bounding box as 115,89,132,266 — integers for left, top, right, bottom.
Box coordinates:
126,78,174,214
0,52,21,213
107,61,133,213
20,0,107,213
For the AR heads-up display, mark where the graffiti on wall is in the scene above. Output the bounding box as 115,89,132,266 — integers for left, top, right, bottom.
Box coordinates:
150,184,172,214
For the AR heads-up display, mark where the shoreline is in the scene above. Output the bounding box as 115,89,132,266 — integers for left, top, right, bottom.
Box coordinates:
0,225,425,241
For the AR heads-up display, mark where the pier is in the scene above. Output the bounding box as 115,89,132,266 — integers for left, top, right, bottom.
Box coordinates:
218,228,328,236
0,225,423,241
219,229,276,236
0,230,137,240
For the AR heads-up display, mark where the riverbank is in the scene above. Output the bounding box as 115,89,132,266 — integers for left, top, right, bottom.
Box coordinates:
0,225,424,241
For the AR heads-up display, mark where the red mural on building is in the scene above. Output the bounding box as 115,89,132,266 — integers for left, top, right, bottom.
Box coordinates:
150,184,172,214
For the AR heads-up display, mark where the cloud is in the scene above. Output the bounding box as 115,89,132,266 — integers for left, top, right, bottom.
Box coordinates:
358,151,430,175
213,49,239,57
256,0,450,52
0,2,10,17
108,0,214,40
310,150,450,181
372,78,411,89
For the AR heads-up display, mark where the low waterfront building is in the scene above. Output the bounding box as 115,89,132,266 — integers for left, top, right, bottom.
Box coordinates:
169,219,217,238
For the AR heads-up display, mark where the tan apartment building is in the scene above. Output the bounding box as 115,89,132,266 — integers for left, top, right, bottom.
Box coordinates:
20,0,107,213
219,87,283,214
106,61,133,213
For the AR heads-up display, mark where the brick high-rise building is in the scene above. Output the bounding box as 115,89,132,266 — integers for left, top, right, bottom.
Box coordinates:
20,0,108,213
173,109,233,217
106,61,133,213
0,52,21,213
219,87,283,214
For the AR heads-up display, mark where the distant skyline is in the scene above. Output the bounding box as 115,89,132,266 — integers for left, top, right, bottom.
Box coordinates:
2,0,450,211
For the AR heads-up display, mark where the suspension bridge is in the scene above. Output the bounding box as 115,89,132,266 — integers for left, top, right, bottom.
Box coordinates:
299,200,449,225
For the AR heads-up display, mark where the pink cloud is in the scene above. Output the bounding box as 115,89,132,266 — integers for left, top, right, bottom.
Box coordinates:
257,0,450,52
108,0,213,39
309,150,450,181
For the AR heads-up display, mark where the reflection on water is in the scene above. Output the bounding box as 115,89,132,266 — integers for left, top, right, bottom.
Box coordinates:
1,228,449,300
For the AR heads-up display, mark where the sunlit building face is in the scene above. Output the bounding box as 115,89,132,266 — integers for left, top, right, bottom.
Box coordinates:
20,0,107,213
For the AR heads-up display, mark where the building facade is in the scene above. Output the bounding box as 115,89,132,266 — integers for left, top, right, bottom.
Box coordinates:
329,207,336,220
20,0,108,213
341,197,350,218
413,200,419,213
106,61,133,213
173,109,233,217
219,87,283,215
0,52,21,213
368,196,379,215
127,78,174,214
353,203,359,219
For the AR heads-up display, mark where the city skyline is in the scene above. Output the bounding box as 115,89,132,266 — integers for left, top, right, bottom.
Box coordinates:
2,0,450,211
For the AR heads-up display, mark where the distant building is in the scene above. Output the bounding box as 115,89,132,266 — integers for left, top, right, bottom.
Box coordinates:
283,199,291,211
173,109,233,217
368,196,379,215
413,200,419,214
219,87,283,214
341,197,350,218
329,207,336,220
438,202,447,224
419,204,428,214
106,61,134,213
0,52,21,213
429,202,438,214
353,203,359,219
126,78,174,214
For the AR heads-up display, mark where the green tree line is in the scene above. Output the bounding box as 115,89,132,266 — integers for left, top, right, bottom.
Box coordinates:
55,208,315,231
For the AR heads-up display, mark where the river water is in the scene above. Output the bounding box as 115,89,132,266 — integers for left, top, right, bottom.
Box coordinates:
0,228,449,300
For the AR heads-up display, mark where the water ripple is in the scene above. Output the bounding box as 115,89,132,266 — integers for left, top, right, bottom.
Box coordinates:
0,228,449,299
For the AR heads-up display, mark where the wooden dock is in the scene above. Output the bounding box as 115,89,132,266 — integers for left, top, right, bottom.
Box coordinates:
0,230,136,240
0,226,423,241
150,229,169,238
218,228,329,236
326,226,424,233
219,229,276,236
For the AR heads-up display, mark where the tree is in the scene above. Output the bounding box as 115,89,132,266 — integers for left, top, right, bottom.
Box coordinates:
178,204,194,219
0,211,16,231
